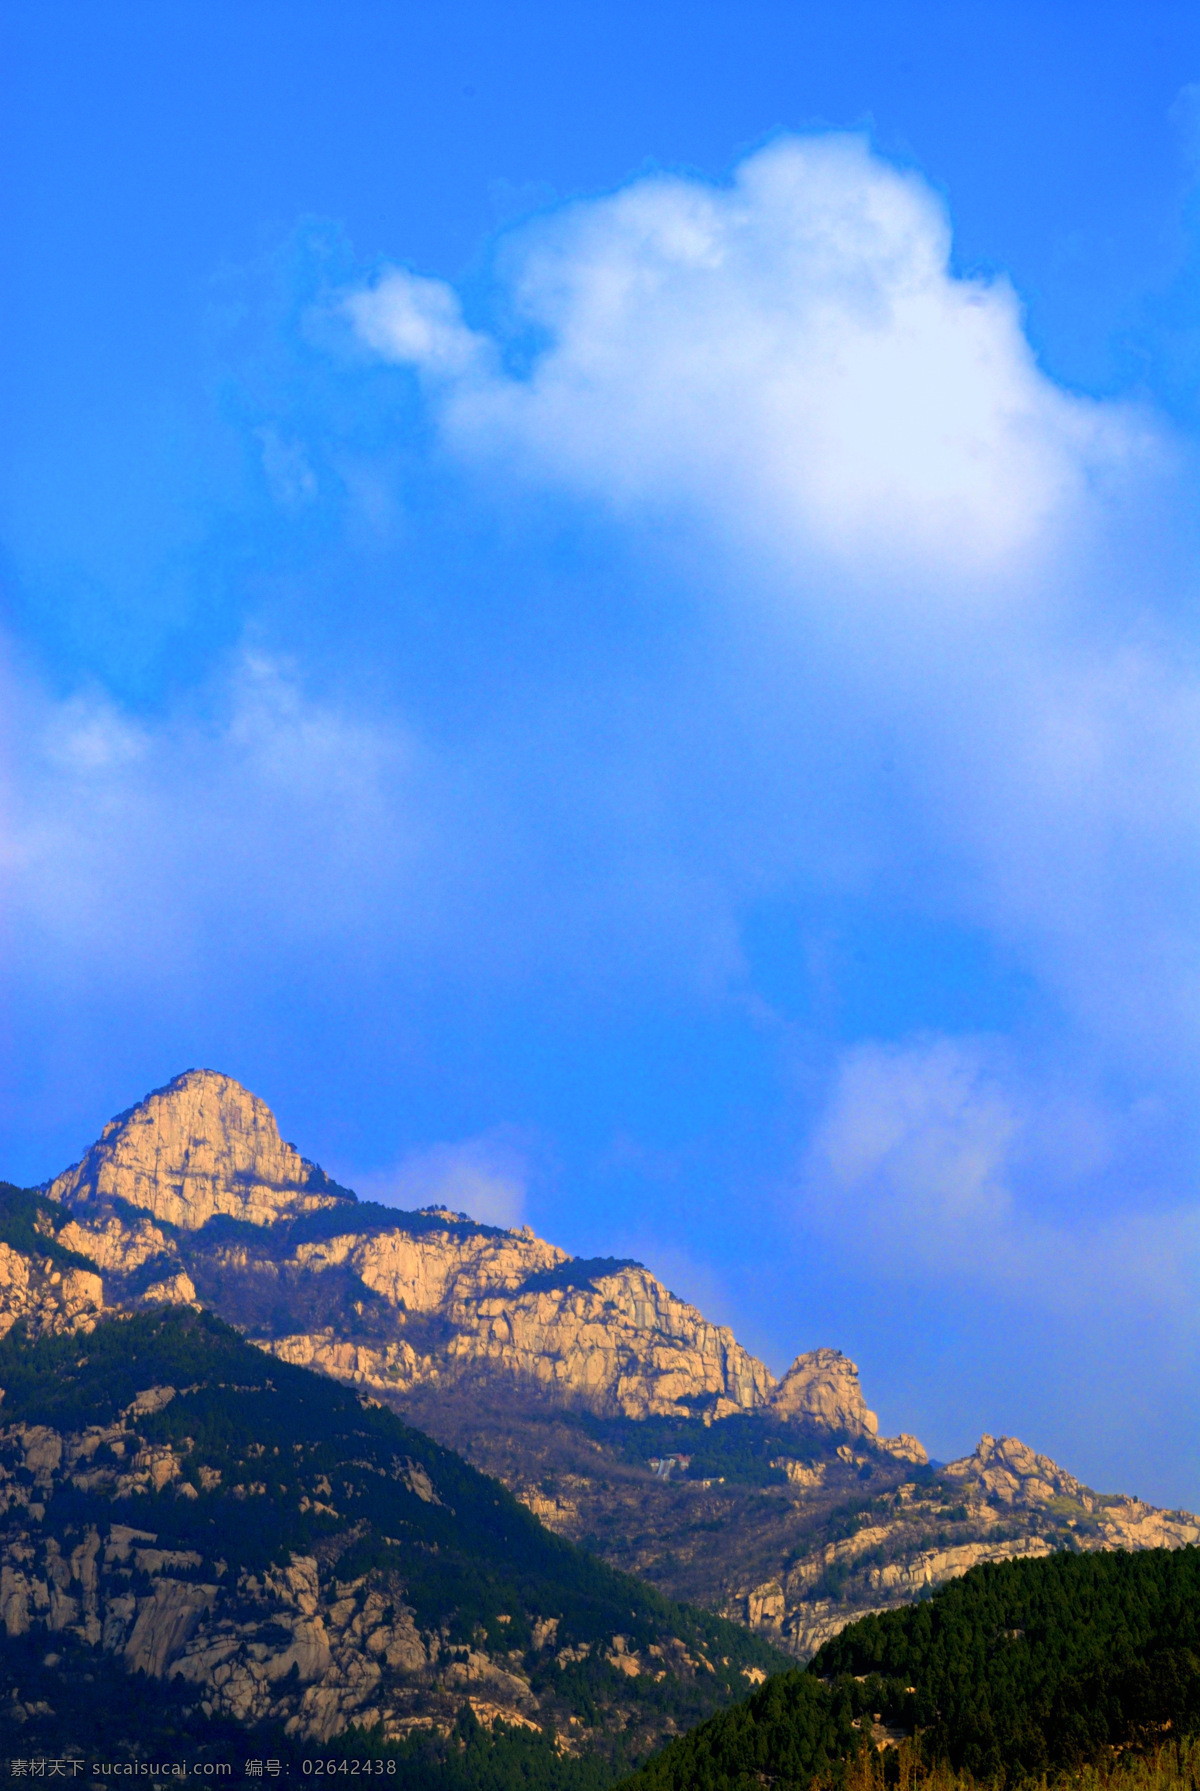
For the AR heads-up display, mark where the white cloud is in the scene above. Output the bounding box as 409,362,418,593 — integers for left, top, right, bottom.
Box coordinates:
345,132,1200,1095
347,269,493,380
811,1034,1018,1240
0,648,427,981
802,1033,1200,1318
349,1131,531,1229
351,135,1155,588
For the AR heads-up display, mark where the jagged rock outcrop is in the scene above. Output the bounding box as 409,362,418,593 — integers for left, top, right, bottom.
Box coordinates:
944,1433,1200,1550
57,1211,174,1274
765,1354,923,1460
711,1440,1200,1659
44,1070,350,1231
266,1251,774,1420
878,1432,928,1464
0,1242,103,1340
944,1432,1086,1506
770,1349,878,1436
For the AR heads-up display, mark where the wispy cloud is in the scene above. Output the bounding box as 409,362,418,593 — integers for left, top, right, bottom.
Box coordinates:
348,270,495,382
800,1032,1200,1320
345,1129,533,1229
0,648,426,985
256,426,319,509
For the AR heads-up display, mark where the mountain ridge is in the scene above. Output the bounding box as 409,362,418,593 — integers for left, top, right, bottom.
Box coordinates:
11,1068,1200,1670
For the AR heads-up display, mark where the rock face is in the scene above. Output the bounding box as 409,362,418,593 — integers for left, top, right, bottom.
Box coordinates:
770,1350,878,1436
0,1242,103,1341
44,1070,350,1231
35,1072,776,1421
0,1309,780,1752
943,1433,1200,1551
264,1249,774,1421
944,1433,1084,1507
0,1421,454,1745
766,1351,926,1462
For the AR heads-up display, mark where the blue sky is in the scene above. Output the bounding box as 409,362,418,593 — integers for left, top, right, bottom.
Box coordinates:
5,2,1200,1504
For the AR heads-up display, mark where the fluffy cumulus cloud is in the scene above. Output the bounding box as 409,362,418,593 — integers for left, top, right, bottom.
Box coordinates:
350,135,1154,588
348,134,1200,1079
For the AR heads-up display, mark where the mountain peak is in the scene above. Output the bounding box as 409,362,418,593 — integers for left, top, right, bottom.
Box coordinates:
44,1069,353,1231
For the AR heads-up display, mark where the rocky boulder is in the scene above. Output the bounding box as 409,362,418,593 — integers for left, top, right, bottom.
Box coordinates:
945,1433,1089,1506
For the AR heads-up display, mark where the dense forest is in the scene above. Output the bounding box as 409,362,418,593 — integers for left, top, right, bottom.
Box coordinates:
620,1548,1200,1791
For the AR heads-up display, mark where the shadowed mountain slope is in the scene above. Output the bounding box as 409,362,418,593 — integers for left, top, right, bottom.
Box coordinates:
0,1305,781,1759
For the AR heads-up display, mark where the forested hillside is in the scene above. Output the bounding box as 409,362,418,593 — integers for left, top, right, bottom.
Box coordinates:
620,1547,1200,1790
0,1306,781,1769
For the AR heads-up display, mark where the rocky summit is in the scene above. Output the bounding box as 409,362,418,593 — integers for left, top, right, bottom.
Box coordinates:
29,1073,921,1439
45,1069,351,1232
1,1066,1196,1715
